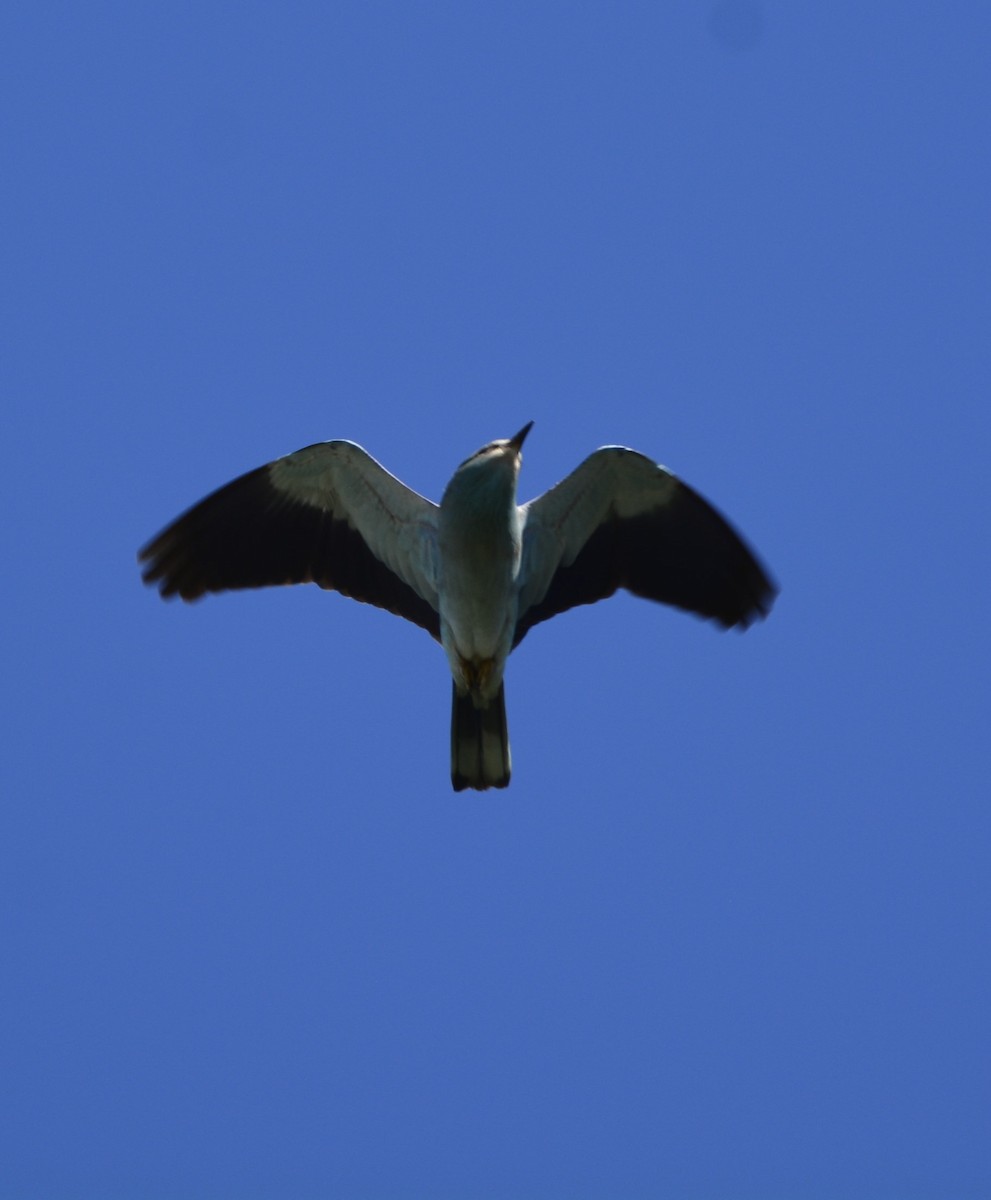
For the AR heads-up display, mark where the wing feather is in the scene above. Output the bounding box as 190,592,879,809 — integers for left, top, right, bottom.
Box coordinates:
515,447,776,646
139,441,441,639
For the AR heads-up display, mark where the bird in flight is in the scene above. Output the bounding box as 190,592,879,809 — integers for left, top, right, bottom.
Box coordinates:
139,423,776,791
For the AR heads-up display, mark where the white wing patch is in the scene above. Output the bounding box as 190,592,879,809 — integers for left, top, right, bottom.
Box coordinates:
518,447,679,613
269,441,440,611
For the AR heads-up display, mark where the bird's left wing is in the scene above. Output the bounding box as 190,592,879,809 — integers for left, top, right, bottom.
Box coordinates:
514,447,776,646
139,441,442,639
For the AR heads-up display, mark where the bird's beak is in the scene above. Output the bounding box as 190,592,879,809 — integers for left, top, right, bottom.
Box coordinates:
508,421,534,453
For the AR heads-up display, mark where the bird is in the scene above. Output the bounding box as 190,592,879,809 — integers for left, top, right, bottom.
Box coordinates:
139,423,776,791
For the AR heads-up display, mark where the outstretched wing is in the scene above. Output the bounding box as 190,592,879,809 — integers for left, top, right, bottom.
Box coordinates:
139,440,442,639
514,447,776,647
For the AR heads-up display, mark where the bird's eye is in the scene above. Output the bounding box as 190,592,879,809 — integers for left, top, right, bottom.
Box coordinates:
459,444,497,468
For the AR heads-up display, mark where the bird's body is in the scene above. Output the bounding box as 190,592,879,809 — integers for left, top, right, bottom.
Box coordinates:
140,424,776,790
438,433,524,698
437,426,530,788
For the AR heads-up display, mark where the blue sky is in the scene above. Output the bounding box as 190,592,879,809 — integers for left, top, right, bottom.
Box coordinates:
2,3,989,1197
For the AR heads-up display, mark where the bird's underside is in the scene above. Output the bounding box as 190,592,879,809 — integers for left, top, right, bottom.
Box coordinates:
139,430,777,790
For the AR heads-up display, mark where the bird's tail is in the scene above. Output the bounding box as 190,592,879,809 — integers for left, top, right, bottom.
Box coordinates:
451,681,511,791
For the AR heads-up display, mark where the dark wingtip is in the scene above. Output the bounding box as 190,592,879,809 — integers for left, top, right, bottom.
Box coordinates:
724,567,778,631
137,530,207,601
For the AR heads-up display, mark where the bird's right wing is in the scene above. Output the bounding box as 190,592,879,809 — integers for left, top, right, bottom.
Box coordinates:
514,447,776,646
139,441,442,639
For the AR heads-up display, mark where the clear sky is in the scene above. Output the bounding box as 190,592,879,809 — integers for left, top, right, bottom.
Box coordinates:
3,3,989,1197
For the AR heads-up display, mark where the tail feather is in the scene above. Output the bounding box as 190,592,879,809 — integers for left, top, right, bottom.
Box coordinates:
451,682,510,791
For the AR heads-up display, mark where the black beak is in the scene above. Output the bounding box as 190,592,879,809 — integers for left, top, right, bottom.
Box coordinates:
508,421,534,452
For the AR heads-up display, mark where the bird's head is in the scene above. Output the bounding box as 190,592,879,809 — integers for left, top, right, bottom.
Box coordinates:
441,422,534,513
455,421,533,474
